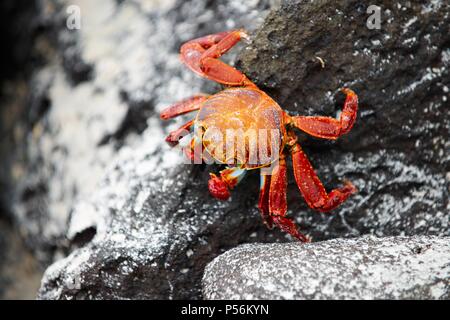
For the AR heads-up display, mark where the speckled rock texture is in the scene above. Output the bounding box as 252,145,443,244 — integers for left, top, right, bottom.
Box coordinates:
203,236,450,300
0,0,448,300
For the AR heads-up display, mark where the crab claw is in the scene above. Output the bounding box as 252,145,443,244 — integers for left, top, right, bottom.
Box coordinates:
208,173,231,200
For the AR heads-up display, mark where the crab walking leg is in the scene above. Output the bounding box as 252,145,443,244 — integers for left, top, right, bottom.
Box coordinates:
160,95,208,120
291,143,357,212
164,119,194,147
290,88,358,140
180,30,254,87
258,174,273,228
268,156,309,242
208,167,246,200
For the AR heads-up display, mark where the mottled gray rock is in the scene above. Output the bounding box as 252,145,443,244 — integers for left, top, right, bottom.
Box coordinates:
203,236,450,300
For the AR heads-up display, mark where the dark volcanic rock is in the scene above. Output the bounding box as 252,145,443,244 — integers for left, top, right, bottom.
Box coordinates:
237,0,449,240
37,148,283,299
202,236,450,299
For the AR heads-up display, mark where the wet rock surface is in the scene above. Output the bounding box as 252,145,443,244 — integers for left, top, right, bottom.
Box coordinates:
202,236,450,300
0,0,448,299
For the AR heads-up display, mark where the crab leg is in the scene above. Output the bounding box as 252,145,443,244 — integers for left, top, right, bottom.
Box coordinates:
208,167,246,200
160,95,209,120
291,142,357,212
258,174,273,228
290,88,358,140
180,30,254,87
164,119,194,147
268,155,309,242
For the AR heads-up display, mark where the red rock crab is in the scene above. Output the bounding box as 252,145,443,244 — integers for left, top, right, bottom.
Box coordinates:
160,30,358,241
